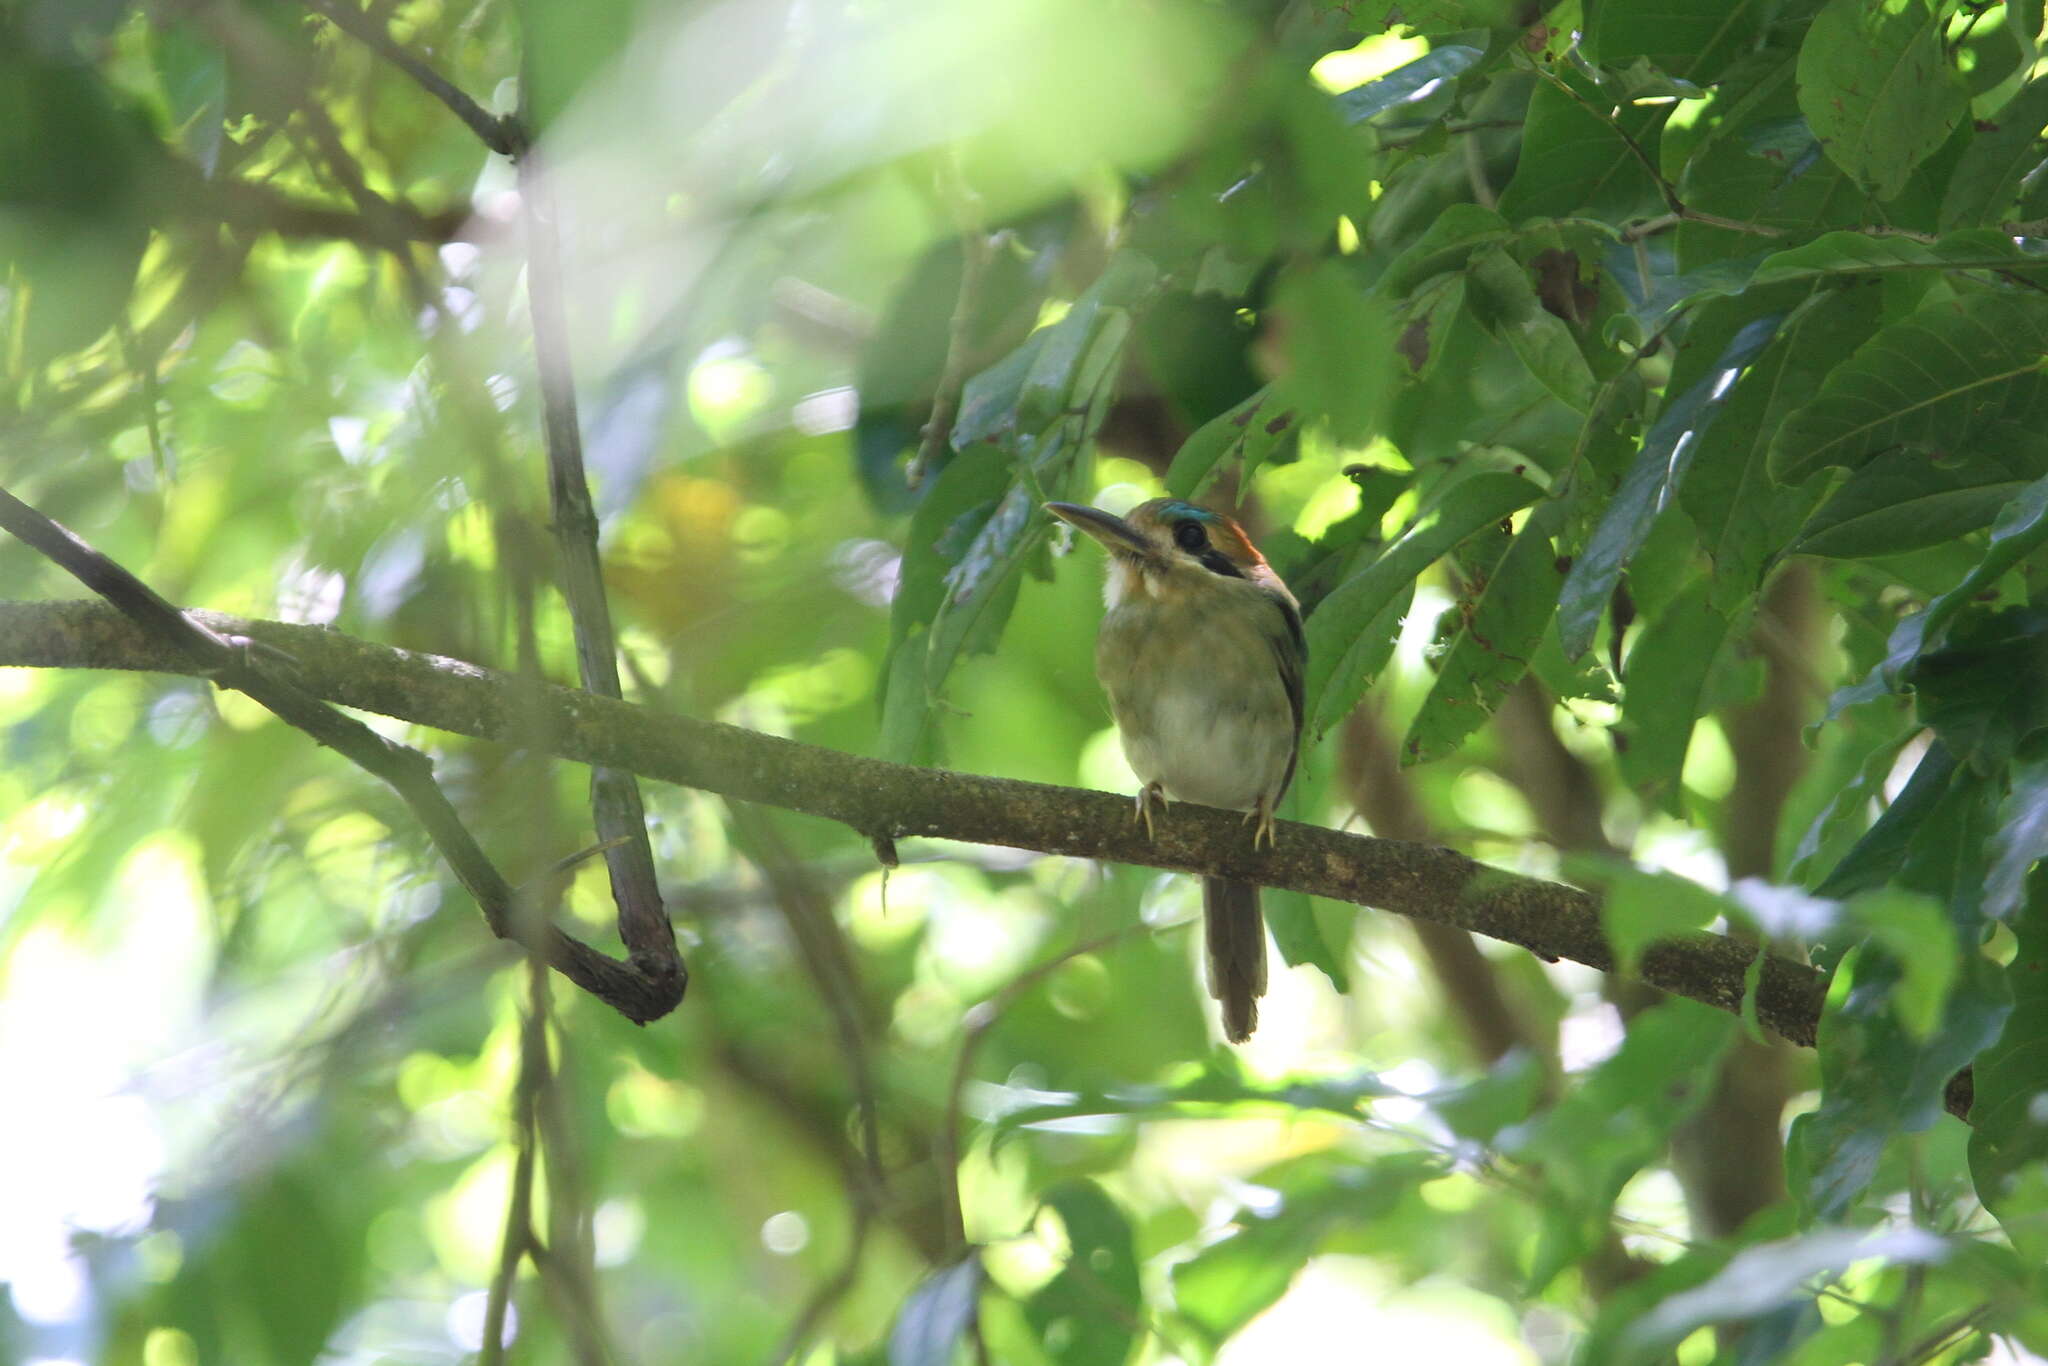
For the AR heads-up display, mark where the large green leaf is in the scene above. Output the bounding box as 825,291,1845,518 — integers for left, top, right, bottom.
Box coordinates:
1989,756,2048,922
1796,439,2048,559
1796,0,1968,200
1771,291,2048,484
1303,472,1542,738
1586,0,1771,84
1496,70,1668,222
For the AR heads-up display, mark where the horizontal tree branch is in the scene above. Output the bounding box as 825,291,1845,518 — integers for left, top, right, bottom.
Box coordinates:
0,597,1837,1053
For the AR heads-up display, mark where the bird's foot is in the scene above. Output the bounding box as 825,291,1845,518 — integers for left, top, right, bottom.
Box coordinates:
1243,796,1278,851
1134,782,1168,840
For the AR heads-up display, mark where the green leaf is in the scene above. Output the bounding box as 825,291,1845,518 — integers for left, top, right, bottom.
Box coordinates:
1912,608,2048,773
1162,386,1295,499
1496,71,1668,222
1989,755,2048,921
1271,259,1396,448
1940,76,2048,230
1402,499,1567,766
1303,472,1542,738
1771,291,2048,484
1264,885,1350,993
1795,439,2048,559
1025,1182,1139,1366
1586,0,1771,84
891,1258,984,1366
1796,0,1968,200
1464,247,1598,413
1969,869,2048,1261
1334,46,1483,125
1559,313,1782,657
1745,229,2044,289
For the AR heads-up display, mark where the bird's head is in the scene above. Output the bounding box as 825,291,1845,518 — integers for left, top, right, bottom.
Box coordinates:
1045,498,1285,605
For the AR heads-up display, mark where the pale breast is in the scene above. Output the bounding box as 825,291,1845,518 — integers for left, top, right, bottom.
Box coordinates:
1096,588,1297,812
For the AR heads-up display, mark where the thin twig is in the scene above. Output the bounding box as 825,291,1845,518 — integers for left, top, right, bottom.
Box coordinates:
481,957,548,1366
300,0,522,154
515,92,684,1002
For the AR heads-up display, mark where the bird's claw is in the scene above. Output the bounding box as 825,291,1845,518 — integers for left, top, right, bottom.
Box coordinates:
1244,798,1277,851
1134,782,1168,840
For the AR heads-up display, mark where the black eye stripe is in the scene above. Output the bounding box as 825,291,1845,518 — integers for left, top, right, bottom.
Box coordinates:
1196,547,1244,579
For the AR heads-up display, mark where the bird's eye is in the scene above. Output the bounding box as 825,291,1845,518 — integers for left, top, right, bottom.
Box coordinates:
1174,520,1208,552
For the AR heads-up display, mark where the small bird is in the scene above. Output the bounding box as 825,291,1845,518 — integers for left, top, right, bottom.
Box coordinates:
1045,497,1305,1042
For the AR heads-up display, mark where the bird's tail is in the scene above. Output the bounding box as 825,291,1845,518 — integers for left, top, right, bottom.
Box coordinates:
1202,877,1268,1043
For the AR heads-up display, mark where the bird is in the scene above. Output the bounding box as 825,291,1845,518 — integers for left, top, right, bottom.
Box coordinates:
1045,497,1305,1043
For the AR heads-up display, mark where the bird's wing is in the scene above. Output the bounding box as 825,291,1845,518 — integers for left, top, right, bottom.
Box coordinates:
1263,588,1306,797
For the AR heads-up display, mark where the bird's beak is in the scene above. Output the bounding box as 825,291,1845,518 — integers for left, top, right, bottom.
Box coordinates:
1046,502,1151,557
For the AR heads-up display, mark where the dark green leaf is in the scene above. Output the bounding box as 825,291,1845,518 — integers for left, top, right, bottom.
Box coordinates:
1303,472,1543,738
1912,608,2048,772
1796,0,1967,200
1586,0,1771,84
1770,291,2048,484
1796,440,2048,559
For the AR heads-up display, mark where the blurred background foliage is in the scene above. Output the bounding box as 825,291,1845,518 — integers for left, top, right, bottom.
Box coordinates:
5,0,2048,1363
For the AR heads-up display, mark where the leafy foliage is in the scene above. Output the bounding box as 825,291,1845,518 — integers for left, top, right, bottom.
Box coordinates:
5,0,2048,1363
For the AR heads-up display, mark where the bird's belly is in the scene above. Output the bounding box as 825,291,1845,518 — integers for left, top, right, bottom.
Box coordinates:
1100,616,1295,811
